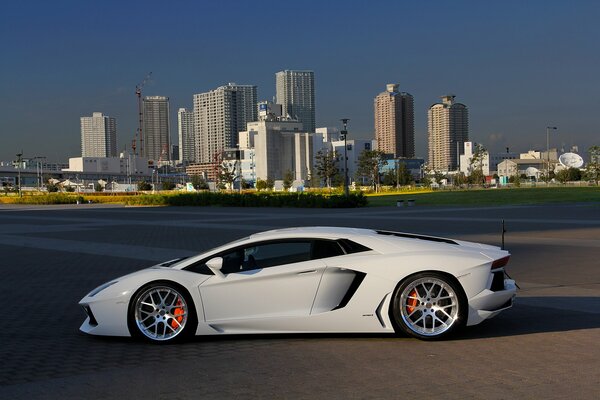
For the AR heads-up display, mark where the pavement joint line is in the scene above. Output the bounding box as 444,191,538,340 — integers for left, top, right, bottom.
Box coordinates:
0,233,198,262
3,212,600,227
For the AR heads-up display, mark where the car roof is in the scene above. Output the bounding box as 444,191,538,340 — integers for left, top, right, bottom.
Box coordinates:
249,226,376,241
247,226,476,254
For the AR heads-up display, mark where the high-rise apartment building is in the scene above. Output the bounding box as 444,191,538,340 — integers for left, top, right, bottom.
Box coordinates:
80,112,117,158
143,96,171,162
374,84,414,158
193,83,257,164
177,108,195,164
428,95,469,171
275,70,315,132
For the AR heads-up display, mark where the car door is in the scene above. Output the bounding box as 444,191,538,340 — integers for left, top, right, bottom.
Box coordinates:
199,240,325,322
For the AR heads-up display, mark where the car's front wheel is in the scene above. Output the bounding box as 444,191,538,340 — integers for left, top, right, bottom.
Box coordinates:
390,272,466,340
128,282,196,343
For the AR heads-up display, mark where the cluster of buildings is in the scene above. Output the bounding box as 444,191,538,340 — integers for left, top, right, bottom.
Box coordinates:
3,68,588,190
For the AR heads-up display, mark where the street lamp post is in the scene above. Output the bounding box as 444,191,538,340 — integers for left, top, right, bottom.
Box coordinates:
15,152,23,197
546,126,557,181
340,118,350,196
32,156,46,191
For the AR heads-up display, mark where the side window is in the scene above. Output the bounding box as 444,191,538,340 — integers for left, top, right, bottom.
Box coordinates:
242,241,312,271
312,240,345,260
220,248,245,274
337,239,372,254
184,260,213,275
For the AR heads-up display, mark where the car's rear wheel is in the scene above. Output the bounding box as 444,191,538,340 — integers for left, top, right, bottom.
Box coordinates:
390,272,466,340
128,282,196,343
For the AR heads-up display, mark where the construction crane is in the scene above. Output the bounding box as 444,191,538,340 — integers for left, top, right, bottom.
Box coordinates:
135,72,152,157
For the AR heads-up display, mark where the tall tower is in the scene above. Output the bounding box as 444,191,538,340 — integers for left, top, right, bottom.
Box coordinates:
275,70,315,132
178,108,195,164
193,83,257,164
428,95,469,171
143,96,171,162
374,84,415,158
80,112,117,157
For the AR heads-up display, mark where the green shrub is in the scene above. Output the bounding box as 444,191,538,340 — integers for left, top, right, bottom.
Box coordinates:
124,191,367,208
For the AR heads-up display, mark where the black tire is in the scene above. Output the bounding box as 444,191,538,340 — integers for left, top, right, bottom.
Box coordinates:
127,281,197,343
389,272,467,340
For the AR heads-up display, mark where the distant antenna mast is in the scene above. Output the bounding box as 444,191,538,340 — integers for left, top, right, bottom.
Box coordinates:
135,72,152,157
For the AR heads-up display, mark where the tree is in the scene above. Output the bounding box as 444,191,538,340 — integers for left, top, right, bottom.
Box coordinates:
468,169,485,186
454,172,468,187
241,179,252,189
567,167,582,181
283,170,294,191
397,162,413,186
555,168,569,184
382,163,412,187
256,179,267,191
509,174,521,187
256,178,274,191
468,143,487,185
217,161,237,191
585,146,600,184
94,183,104,192
265,177,274,190
314,149,339,188
46,182,59,192
161,181,176,190
382,169,397,186
432,170,445,186
191,174,209,190
137,181,152,191
356,150,387,191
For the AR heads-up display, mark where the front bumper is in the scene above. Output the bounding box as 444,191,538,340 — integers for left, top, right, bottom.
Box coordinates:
466,277,517,326
79,296,131,337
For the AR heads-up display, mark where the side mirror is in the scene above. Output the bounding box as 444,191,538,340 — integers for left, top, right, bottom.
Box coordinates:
206,257,225,278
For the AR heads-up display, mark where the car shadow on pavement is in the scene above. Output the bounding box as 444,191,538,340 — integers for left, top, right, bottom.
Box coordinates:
81,296,600,345
455,296,600,340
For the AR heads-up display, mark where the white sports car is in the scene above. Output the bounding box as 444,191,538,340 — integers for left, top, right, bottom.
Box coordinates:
79,227,517,342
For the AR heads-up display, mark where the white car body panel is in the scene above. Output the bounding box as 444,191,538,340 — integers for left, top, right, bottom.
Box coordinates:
200,259,325,321
79,227,517,339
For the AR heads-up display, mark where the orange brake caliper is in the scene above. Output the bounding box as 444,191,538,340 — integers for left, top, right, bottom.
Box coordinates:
171,298,184,329
406,289,418,313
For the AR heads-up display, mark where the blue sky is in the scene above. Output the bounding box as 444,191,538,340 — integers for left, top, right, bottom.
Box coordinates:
1,0,598,162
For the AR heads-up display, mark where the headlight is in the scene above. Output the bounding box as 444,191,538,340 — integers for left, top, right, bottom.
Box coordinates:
88,281,118,297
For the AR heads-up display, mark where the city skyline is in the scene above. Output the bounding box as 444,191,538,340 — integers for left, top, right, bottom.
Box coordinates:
1,1,599,163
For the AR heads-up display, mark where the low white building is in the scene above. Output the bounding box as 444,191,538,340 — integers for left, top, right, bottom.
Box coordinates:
497,159,546,179
330,138,376,184
459,142,518,176
63,153,151,176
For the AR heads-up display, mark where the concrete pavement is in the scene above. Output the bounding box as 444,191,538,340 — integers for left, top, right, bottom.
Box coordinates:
1,203,598,399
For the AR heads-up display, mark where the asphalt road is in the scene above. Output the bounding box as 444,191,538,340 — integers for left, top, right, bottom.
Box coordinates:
1,203,599,399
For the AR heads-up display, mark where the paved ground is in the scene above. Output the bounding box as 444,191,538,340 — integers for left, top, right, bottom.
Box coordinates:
0,202,599,399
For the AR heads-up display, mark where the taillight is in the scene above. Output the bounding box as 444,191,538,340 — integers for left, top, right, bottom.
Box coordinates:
491,255,510,270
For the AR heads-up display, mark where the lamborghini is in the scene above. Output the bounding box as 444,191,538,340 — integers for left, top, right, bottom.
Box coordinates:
79,227,516,342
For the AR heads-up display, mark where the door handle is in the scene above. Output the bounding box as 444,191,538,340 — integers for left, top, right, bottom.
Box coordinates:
297,269,317,275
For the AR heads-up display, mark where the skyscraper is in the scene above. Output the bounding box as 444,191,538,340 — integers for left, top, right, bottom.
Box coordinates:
177,108,195,164
193,83,257,164
80,112,117,157
143,96,171,162
275,70,315,132
374,84,415,158
428,95,469,171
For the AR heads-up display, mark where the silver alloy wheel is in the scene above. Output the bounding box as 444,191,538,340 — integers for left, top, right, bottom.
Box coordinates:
399,277,459,337
134,286,188,341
